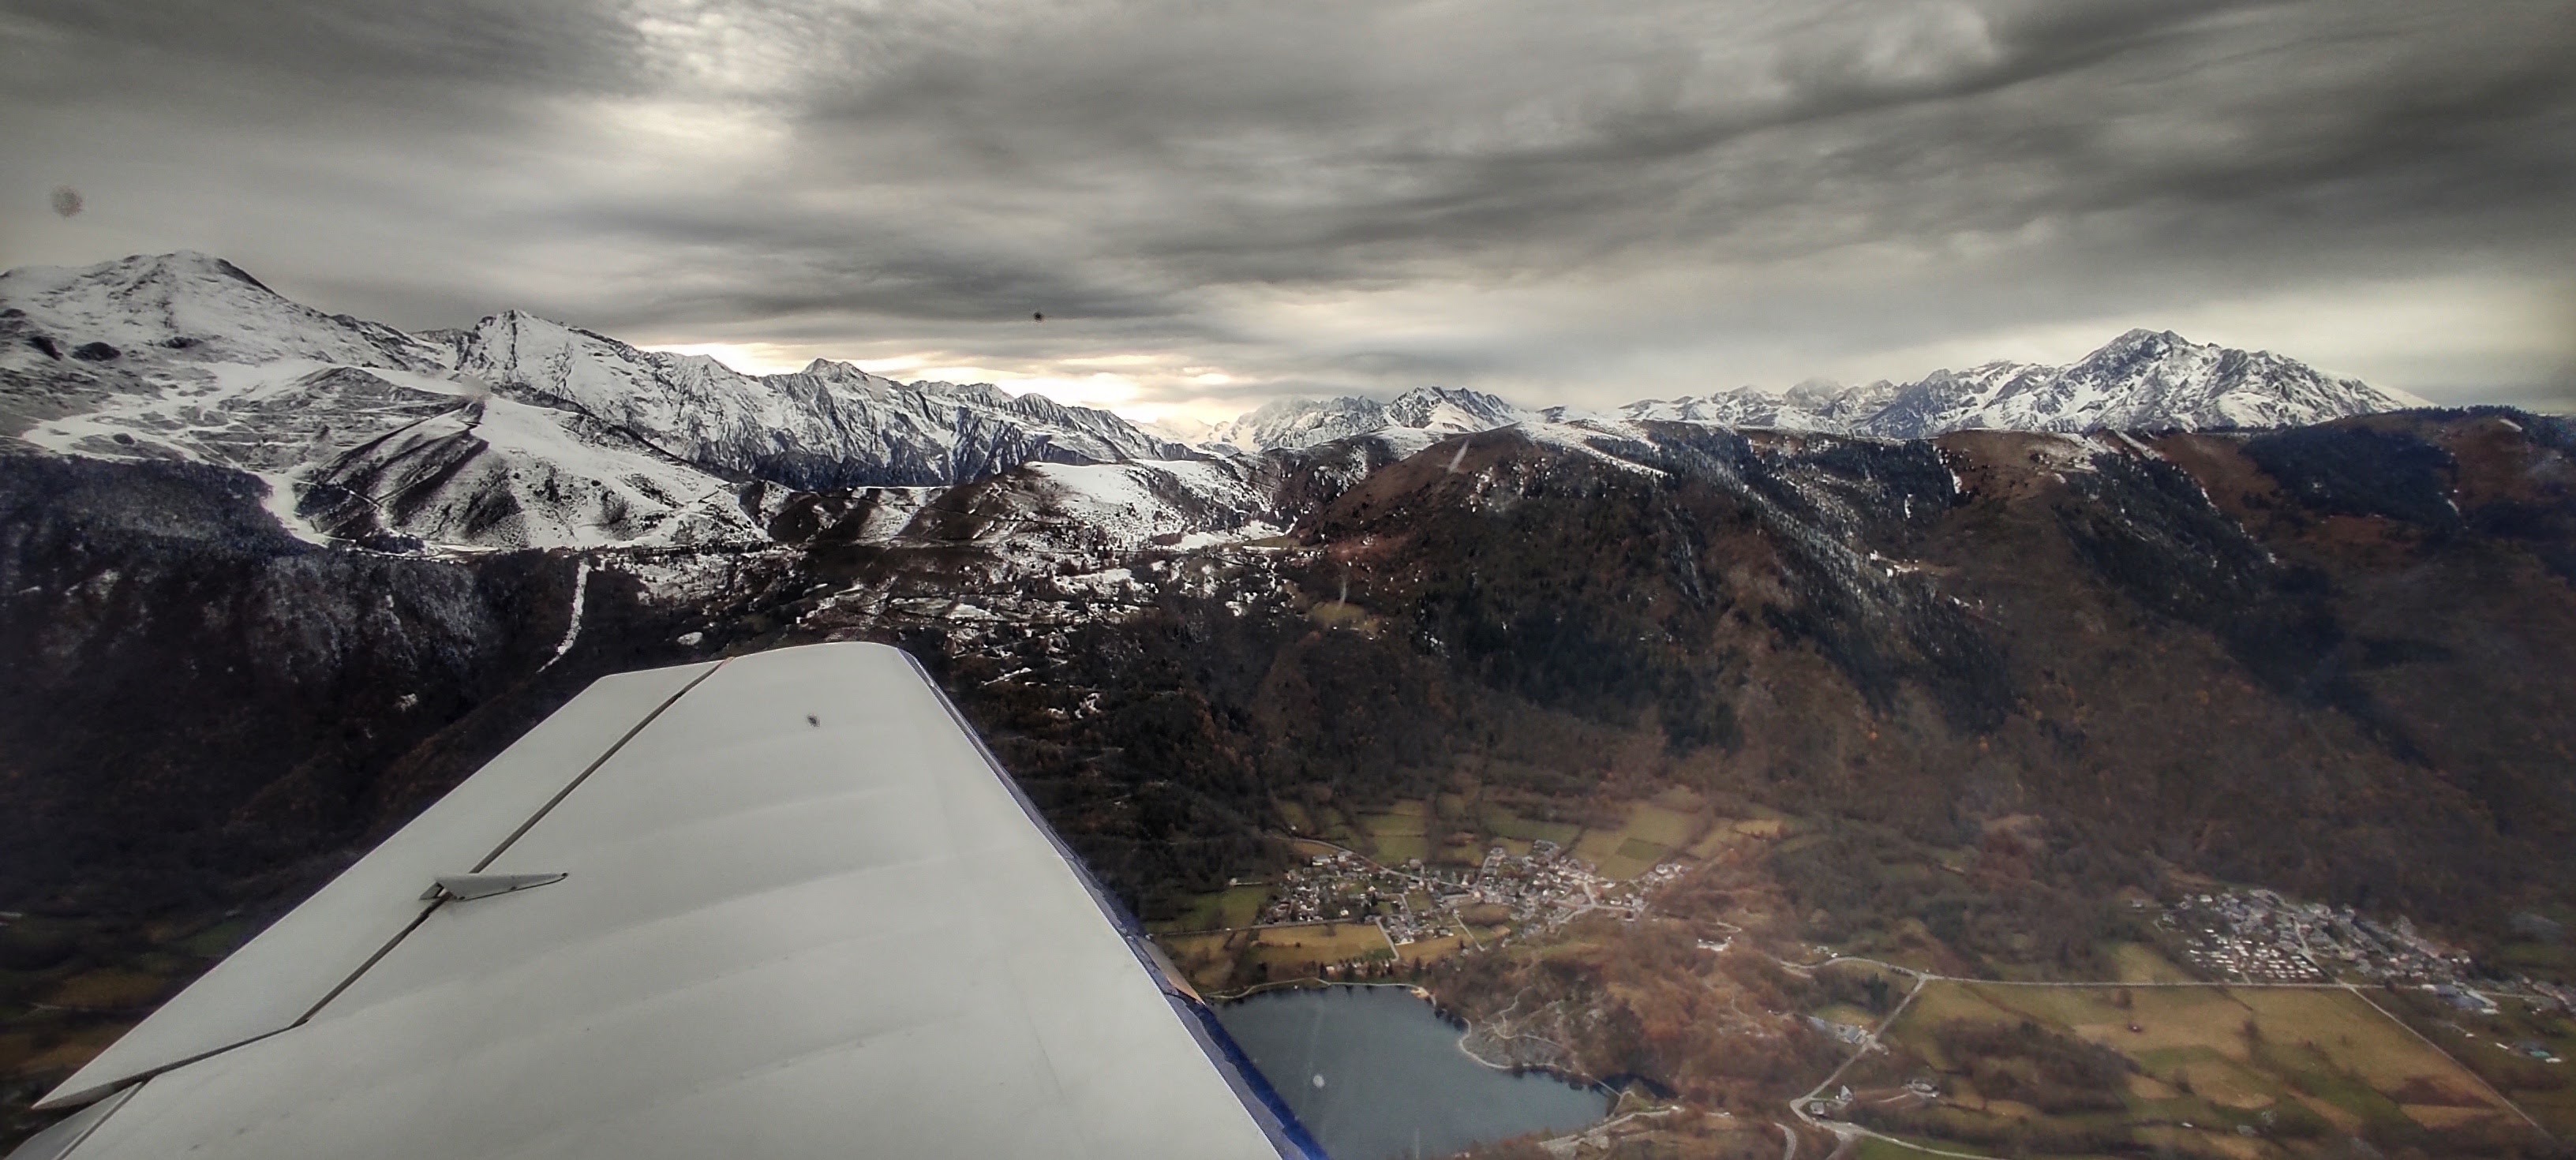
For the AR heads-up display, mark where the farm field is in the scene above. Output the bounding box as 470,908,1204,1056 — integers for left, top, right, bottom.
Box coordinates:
1322,788,1768,881
1571,799,1704,880
1148,884,1272,934
1151,922,1398,993
1288,837,1346,860
1392,925,1507,966
1356,801,1431,863
1851,979,2546,1157
1683,825,1742,860
1852,1136,1991,1160
1250,921,1393,963
2105,941,2197,983
2369,987,2576,1137
1481,805,1580,848
1369,833,1431,863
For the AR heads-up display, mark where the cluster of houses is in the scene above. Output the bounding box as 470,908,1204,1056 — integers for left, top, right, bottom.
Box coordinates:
2160,889,2473,985
1259,848,1487,946
1452,840,1694,937
1257,840,1687,948
2160,889,2576,1050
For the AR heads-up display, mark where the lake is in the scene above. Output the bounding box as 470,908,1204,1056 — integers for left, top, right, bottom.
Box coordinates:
1216,985,1611,1160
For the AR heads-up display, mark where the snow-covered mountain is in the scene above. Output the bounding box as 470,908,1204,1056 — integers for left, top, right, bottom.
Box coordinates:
1,253,1200,551
0,252,448,374
1615,331,2422,440
1852,329,2428,437
1384,387,1528,439
459,312,1187,489
2,252,2429,555
900,460,1286,555
1202,387,1531,453
1204,396,1391,451
1619,379,1903,432
1195,330,2417,452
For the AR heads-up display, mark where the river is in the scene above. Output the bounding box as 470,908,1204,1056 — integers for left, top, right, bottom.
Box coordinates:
1216,986,1611,1160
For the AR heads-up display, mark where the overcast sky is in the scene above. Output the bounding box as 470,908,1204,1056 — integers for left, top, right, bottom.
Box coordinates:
3,0,2570,420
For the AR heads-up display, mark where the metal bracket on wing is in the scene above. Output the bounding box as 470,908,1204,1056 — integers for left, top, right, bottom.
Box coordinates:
1128,934,1205,1004
420,873,567,902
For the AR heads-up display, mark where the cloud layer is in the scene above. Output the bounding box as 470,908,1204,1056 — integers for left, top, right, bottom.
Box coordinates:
4,0,2571,416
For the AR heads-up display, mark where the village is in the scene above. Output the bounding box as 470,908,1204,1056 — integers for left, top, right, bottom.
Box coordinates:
1258,840,1690,949
2158,887,2575,1040
2163,886,2503,990
2159,888,2487,988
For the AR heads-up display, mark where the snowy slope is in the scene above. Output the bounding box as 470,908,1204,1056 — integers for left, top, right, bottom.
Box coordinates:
1383,387,1526,435
1851,329,2428,437
1,253,1199,551
1205,396,1392,451
0,253,447,374
1138,415,1222,446
1620,380,1904,432
1205,387,1530,452
1614,334,2416,440
296,396,759,549
13,355,761,550
459,312,1189,489
1017,461,1283,550
2,257,766,550
900,458,1285,555
15,361,469,472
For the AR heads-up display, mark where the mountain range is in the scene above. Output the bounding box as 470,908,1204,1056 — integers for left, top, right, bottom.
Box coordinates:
1170,330,2423,451
1612,329,2428,438
3,252,2424,552
0,253,1189,550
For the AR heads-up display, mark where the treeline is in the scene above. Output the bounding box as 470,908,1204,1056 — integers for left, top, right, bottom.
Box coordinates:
1768,817,2150,974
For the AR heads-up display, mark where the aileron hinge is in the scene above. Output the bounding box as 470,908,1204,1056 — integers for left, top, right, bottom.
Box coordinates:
421,872,567,902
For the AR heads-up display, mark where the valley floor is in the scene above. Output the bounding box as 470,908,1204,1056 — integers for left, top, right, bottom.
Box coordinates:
1151,804,2576,1160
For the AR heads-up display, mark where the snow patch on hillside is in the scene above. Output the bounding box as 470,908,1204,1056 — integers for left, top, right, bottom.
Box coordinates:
1018,461,1282,550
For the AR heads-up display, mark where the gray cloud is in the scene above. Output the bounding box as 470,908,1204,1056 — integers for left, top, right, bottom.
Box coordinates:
2,0,2570,414
4,0,650,99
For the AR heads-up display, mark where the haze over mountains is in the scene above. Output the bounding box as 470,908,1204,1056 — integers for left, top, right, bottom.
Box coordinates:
2,253,2425,553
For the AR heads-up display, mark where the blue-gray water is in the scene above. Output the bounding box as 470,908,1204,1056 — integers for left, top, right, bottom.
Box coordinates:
1217,986,1610,1160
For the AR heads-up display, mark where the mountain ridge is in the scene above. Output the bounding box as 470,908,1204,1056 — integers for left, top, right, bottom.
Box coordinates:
1188,327,2425,453
2,253,1209,549
3,253,2434,554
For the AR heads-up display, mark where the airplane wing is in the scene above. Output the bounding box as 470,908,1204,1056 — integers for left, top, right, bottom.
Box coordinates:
16,642,1320,1160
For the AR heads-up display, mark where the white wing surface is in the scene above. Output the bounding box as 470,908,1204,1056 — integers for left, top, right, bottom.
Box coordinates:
21,643,1318,1160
